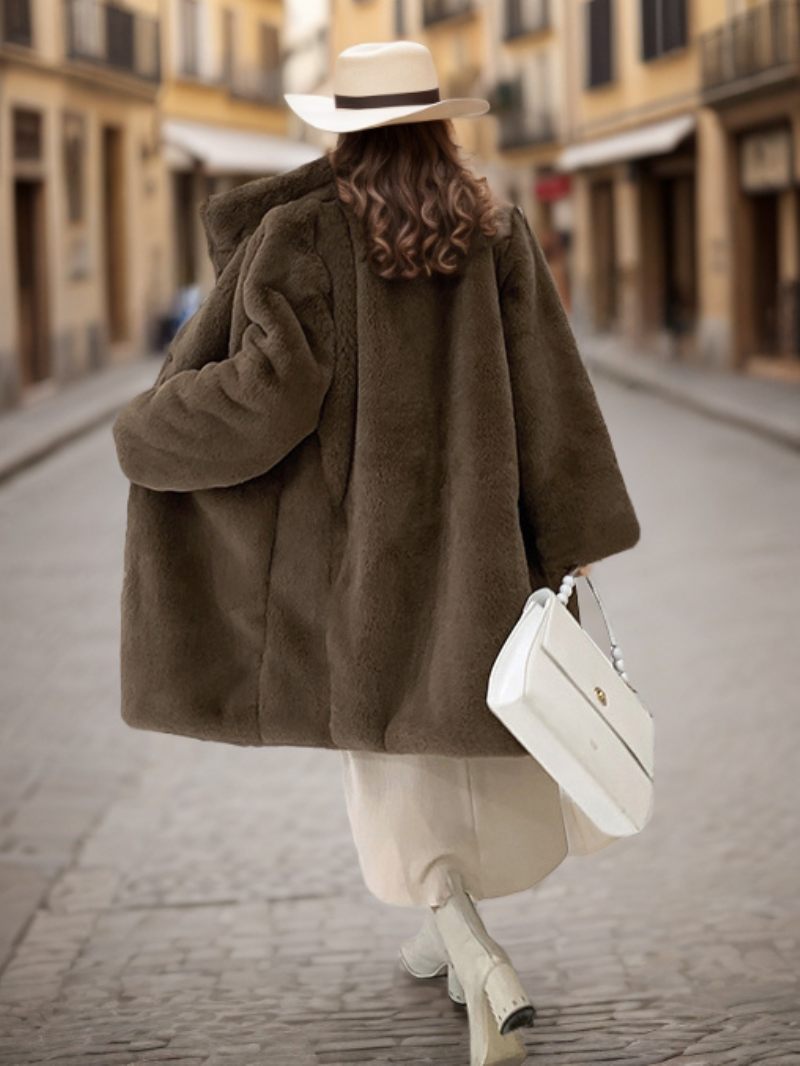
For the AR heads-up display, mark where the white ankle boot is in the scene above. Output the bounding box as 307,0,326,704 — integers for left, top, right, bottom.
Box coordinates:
399,908,466,1004
431,869,535,1066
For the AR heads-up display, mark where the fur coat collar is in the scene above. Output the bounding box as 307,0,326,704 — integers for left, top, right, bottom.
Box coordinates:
200,153,340,277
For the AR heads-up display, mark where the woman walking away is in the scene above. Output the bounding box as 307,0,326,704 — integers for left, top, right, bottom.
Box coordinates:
112,41,641,1066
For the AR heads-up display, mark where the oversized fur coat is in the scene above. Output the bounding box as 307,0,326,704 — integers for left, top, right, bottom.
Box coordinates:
112,152,641,756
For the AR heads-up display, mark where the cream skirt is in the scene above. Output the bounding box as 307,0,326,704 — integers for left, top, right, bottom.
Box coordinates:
340,749,617,908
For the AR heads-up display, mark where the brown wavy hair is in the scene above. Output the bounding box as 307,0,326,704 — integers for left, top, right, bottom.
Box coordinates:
328,119,501,280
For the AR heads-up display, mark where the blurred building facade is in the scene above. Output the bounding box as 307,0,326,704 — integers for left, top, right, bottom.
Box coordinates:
484,0,573,309
560,0,800,376
161,0,319,297
324,0,800,375
2,0,798,414
0,0,320,413
699,0,800,374
0,0,167,409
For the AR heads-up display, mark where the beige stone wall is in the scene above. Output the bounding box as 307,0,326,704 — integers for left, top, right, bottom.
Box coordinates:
0,0,168,409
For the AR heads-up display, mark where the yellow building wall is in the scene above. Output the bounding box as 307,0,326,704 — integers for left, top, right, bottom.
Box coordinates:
161,0,286,134
2,69,167,360
331,0,394,54
564,0,746,137
422,13,488,158
0,0,169,405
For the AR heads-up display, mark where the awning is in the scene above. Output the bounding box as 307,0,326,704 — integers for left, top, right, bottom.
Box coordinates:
162,118,322,175
558,114,695,172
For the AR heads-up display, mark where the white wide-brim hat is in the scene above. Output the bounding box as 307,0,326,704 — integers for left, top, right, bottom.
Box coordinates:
284,40,490,134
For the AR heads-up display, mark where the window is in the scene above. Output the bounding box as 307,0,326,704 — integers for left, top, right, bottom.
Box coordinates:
505,0,549,38
178,0,199,77
1,0,33,47
586,0,613,87
63,112,86,224
641,0,687,61
221,8,234,83
67,0,102,60
106,4,135,72
13,107,42,161
259,22,279,73
259,21,280,101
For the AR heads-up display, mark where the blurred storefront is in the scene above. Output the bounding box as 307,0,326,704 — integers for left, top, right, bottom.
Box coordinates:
557,0,800,375
561,114,697,350
557,0,703,358
699,0,800,376
0,0,167,411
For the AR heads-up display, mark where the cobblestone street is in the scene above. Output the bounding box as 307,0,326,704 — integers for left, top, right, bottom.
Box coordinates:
0,377,798,1065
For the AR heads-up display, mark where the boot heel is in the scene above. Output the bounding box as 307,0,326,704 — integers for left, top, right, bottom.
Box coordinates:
484,961,536,1035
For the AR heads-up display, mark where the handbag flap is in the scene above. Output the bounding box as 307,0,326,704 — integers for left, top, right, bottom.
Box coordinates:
539,598,654,778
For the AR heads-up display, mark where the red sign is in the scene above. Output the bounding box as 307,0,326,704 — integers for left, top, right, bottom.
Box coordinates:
535,173,571,202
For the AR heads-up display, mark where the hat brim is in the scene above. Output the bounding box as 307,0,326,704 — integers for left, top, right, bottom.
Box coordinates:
283,92,490,133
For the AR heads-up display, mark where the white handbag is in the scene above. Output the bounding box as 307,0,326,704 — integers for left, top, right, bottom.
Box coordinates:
487,567,654,839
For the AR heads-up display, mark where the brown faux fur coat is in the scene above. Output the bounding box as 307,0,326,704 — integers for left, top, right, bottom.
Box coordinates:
112,151,641,756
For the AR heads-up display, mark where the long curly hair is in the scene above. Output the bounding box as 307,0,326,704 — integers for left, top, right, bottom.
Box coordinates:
328,120,501,280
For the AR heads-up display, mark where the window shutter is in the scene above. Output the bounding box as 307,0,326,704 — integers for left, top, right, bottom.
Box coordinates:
663,0,687,53
586,0,613,87
641,0,658,60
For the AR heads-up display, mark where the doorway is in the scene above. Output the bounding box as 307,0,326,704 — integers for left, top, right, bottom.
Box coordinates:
661,173,697,338
14,179,50,387
750,192,779,356
590,179,617,330
101,125,128,342
173,171,197,286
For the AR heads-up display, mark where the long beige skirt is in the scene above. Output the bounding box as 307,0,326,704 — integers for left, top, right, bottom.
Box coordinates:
340,749,617,908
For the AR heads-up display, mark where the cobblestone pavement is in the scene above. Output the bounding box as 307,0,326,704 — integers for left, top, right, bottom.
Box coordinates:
0,379,798,1065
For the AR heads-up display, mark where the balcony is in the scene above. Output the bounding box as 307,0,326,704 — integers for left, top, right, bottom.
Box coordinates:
498,108,556,150
65,0,160,84
422,0,474,28
701,0,800,103
228,67,283,107
491,78,556,150
1,0,32,46
504,0,550,41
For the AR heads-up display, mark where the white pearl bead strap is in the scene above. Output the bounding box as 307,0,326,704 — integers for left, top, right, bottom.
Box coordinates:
557,567,634,688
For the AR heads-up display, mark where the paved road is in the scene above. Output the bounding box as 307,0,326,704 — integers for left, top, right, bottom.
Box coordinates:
0,378,798,1065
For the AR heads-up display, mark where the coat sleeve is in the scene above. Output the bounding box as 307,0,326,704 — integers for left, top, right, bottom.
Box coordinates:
498,206,641,583
111,214,335,493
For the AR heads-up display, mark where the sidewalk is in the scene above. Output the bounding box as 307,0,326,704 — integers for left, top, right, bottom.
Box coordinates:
0,354,159,485
577,329,800,452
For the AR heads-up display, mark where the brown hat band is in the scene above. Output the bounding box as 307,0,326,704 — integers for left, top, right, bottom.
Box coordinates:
334,87,441,110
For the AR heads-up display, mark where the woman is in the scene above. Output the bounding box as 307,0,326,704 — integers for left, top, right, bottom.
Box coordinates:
112,41,641,1066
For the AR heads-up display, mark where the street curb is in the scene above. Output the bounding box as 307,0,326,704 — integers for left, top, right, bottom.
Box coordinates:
582,351,800,454
0,358,158,488
0,404,125,488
